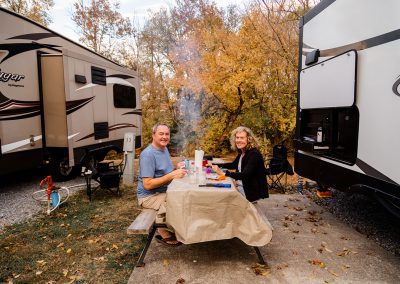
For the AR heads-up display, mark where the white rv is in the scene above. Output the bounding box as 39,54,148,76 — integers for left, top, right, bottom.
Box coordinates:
295,0,400,216
0,7,142,180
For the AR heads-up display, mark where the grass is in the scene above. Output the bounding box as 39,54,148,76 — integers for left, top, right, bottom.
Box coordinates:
0,183,144,283
0,155,300,283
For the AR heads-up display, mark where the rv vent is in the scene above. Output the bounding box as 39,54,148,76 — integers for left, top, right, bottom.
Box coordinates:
91,66,106,85
75,74,87,84
94,122,109,140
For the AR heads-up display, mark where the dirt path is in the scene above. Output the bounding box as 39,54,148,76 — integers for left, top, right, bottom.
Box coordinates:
128,193,400,283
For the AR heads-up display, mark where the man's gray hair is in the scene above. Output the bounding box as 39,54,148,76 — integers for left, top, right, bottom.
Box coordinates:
152,123,170,134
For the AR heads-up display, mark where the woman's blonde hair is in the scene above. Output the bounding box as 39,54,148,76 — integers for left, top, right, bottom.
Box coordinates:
229,126,259,151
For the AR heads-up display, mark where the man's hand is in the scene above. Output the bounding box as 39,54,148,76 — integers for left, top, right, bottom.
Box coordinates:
143,169,186,190
171,169,187,179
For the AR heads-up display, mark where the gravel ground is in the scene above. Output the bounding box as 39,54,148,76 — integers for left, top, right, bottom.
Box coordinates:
302,183,400,256
0,169,87,231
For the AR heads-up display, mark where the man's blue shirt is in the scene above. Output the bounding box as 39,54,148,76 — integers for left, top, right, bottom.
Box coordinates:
136,144,174,198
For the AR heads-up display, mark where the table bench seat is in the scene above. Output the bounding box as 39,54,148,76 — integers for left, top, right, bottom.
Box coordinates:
127,208,167,267
127,209,157,235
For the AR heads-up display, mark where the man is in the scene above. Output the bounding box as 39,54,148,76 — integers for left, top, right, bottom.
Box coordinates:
136,123,186,246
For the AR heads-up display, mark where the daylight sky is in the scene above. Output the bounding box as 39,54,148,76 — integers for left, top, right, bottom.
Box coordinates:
49,0,249,42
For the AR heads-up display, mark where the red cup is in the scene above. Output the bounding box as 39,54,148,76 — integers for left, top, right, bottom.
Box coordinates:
202,160,207,167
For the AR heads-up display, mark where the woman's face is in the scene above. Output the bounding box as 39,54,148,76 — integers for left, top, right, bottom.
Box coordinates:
235,131,248,151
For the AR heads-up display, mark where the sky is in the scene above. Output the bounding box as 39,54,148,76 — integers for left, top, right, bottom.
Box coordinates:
49,0,249,42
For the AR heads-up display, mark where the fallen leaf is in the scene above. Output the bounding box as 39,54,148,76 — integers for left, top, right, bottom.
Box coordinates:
67,234,72,238
163,259,170,266
176,278,185,284
66,249,72,254
36,260,45,264
112,244,119,249
308,210,318,216
311,228,318,233
328,270,339,277
308,259,326,268
337,248,350,257
14,274,20,278
63,269,68,277
36,271,43,276
57,243,64,248
292,230,299,234
94,256,106,262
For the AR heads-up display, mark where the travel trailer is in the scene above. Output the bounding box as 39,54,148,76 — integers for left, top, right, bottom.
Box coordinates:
0,7,142,180
294,0,400,217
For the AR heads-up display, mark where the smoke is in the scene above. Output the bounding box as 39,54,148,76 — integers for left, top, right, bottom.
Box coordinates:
169,36,204,156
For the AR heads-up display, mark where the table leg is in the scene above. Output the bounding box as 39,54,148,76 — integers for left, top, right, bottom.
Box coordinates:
254,247,266,265
136,226,157,267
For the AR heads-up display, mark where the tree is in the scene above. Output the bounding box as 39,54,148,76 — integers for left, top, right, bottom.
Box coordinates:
72,0,133,60
0,0,54,26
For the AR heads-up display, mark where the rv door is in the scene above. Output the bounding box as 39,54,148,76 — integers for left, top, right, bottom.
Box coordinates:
40,54,75,180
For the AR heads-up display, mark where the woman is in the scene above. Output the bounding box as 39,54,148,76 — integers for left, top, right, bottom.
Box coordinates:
212,126,268,202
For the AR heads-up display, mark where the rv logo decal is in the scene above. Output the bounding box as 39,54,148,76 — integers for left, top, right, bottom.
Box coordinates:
7,32,56,41
0,43,60,63
303,29,400,58
0,69,25,83
0,91,95,121
123,109,142,116
393,76,400,97
77,123,138,142
107,74,135,79
0,91,40,121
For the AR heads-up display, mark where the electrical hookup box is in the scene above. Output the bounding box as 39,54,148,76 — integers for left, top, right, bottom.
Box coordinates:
123,133,135,153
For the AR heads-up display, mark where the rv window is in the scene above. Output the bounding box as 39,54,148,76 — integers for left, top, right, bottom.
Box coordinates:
113,84,136,108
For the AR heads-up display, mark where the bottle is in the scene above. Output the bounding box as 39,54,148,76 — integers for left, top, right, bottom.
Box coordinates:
189,161,197,184
317,126,323,143
297,176,303,194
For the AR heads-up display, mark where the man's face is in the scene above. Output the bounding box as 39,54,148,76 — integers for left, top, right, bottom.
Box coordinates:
152,125,170,149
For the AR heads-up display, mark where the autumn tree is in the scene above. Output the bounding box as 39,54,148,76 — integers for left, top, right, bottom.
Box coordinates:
72,0,133,61
0,0,54,26
136,0,320,155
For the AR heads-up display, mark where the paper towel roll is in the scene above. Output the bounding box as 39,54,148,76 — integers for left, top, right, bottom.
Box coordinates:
195,149,204,170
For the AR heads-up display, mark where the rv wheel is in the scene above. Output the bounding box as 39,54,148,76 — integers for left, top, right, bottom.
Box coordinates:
50,156,77,181
375,194,400,219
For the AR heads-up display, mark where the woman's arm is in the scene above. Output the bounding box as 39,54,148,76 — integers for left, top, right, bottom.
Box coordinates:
225,150,263,180
216,154,240,170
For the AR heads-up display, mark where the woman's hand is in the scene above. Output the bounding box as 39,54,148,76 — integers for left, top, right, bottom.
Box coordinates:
211,165,224,176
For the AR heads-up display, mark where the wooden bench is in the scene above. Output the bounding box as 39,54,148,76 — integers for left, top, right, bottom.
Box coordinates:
127,209,167,267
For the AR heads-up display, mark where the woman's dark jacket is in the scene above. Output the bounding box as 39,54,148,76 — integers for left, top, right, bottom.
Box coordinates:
220,148,268,202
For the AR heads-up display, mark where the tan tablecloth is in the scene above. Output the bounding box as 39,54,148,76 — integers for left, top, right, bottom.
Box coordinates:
166,176,273,246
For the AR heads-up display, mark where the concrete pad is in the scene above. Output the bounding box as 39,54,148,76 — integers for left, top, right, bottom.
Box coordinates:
128,194,400,283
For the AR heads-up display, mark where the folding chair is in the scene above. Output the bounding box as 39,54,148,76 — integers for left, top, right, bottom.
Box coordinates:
266,144,294,192
80,146,124,201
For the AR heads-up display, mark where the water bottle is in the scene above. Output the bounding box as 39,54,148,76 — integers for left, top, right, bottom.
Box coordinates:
297,176,303,194
317,126,323,143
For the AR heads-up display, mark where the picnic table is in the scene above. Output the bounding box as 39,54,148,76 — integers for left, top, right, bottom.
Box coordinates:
166,175,273,247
